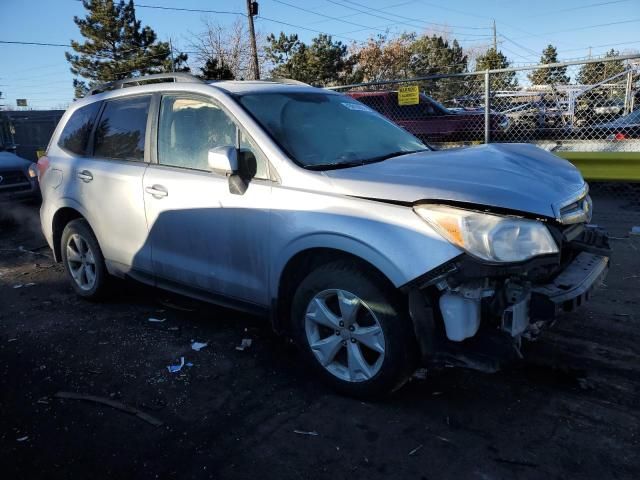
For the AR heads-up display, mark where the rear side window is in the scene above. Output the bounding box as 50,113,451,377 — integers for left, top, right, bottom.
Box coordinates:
57,102,102,155
94,96,150,161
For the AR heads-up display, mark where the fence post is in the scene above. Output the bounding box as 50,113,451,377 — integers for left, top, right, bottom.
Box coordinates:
484,69,490,144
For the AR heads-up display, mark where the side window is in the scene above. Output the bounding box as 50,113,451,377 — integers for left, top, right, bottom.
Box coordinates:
158,94,270,179
57,102,102,155
94,96,150,161
158,95,236,171
398,102,436,119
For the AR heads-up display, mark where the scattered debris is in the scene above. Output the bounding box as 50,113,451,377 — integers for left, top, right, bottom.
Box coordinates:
25,282,36,287
158,298,195,312
235,338,252,351
147,317,166,323
408,444,423,456
12,284,23,289
16,436,29,442
191,341,208,351
54,391,163,427
493,457,538,468
167,357,185,373
412,368,428,380
293,429,319,436
18,245,50,258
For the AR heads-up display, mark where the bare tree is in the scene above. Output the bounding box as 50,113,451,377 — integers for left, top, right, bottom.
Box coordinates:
189,18,266,80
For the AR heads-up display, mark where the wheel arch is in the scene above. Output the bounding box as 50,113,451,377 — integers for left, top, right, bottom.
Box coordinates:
51,202,94,262
272,242,403,335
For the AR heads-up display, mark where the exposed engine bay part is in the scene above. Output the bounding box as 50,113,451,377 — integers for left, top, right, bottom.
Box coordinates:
407,224,611,374
438,283,493,341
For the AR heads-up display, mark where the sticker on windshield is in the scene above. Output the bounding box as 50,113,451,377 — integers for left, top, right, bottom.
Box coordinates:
341,102,374,112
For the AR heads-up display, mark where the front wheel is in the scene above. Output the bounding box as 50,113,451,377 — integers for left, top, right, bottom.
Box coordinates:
291,261,417,398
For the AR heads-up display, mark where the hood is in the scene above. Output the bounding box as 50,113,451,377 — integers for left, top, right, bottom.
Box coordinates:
324,143,585,219
0,151,31,171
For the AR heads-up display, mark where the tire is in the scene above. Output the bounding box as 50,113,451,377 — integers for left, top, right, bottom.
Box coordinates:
60,218,110,300
291,260,417,398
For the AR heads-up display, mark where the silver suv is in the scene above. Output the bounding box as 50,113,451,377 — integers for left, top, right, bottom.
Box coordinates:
39,73,610,397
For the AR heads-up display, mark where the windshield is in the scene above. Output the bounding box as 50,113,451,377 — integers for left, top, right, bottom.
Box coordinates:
237,91,428,169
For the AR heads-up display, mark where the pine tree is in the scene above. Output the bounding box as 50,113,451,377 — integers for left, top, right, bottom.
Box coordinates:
265,33,356,86
409,35,468,102
528,45,569,85
199,58,234,80
576,49,626,85
66,0,189,97
475,48,518,90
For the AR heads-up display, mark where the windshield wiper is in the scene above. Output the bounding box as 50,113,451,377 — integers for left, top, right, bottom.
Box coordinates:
358,149,428,164
303,160,369,171
303,149,428,171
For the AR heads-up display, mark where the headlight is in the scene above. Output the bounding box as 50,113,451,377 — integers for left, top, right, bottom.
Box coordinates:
414,204,558,263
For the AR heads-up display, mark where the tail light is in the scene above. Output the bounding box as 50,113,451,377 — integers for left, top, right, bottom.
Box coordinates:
37,155,50,179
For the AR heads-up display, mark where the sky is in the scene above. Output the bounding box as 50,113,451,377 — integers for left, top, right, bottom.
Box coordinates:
1,0,639,109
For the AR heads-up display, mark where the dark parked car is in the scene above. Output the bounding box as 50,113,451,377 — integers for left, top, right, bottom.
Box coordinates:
347,91,510,143
0,149,40,203
581,108,640,140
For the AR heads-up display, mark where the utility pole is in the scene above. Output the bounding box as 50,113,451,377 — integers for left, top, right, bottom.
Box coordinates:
169,37,175,73
246,0,260,80
492,19,497,51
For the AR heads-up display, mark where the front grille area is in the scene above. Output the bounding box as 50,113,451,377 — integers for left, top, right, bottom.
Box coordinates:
559,192,593,225
0,170,30,193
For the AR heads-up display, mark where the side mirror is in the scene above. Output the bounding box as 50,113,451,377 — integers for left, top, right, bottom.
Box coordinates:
208,146,238,176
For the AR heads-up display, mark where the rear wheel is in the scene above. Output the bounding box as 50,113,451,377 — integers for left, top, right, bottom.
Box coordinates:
292,260,417,398
61,219,109,299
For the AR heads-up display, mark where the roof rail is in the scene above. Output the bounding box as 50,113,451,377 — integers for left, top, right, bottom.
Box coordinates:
87,72,204,96
266,77,311,86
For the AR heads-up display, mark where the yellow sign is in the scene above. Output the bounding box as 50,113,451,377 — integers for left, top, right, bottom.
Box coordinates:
398,85,419,106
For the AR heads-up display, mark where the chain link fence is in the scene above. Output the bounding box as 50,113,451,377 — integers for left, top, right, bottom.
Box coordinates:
331,54,640,235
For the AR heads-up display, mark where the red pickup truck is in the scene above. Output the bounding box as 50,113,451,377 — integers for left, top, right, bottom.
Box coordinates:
347,91,510,144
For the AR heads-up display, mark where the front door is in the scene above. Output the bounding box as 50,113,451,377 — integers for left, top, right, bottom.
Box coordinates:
142,93,272,307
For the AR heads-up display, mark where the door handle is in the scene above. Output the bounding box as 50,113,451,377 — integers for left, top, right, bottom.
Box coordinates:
77,170,93,183
145,184,168,198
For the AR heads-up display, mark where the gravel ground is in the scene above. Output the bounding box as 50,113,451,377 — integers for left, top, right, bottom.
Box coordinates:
0,202,638,480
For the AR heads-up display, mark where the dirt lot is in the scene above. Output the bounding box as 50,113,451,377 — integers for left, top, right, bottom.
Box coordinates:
1,202,638,480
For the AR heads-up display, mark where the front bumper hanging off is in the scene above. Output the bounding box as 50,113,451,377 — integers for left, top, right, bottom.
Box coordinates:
531,252,609,321
407,225,611,372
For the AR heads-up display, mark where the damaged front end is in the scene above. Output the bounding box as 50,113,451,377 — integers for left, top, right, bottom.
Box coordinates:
406,214,610,373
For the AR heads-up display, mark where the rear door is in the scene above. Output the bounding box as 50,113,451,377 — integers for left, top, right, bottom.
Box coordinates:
142,93,272,307
77,95,153,275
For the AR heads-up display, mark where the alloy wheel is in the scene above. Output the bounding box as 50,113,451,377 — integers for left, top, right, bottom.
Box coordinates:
66,233,97,291
304,289,386,382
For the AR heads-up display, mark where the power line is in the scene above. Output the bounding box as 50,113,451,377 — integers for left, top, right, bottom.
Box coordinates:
336,0,490,30
562,39,640,53
513,17,640,40
0,40,70,47
528,0,631,18
134,2,244,16
69,0,362,42
324,0,492,38
270,0,396,35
